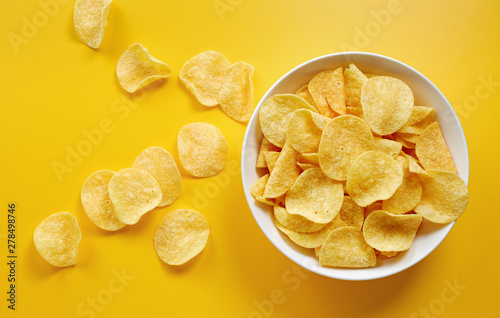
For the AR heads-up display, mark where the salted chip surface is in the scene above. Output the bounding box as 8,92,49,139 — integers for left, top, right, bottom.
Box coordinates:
398,108,435,135
415,122,456,172
363,210,422,252
132,146,182,207
33,212,81,267
319,115,374,181
154,209,209,265
287,109,329,154
259,94,317,148
274,206,326,233
339,196,364,230
74,0,112,49
264,151,280,173
364,202,383,219
325,67,346,115
178,123,228,177
81,170,126,231
219,62,254,122
346,151,403,207
256,137,281,168
263,140,301,198
414,170,469,223
308,70,336,117
319,226,376,268
344,64,367,108
403,106,434,127
250,174,278,207
296,153,319,170
382,157,422,214
373,137,403,158
295,85,319,111
116,43,171,93
180,51,231,106
286,167,344,224
108,168,162,225
361,76,414,135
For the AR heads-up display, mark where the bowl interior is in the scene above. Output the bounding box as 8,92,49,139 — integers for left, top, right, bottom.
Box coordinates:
241,52,469,280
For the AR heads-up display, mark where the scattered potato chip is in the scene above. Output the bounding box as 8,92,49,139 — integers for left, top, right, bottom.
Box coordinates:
396,132,419,144
81,170,126,231
319,226,376,268
263,140,301,199
344,64,367,108
364,202,383,219
295,85,319,111
177,123,228,177
325,67,346,115
286,167,344,223
33,212,81,267
180,51,231,106
259,94,317,148
287,109,329,154
74,0,112,49
256,137,281,168
154,209,209,265
219,62,254,122
398,108,435,135
339,196,364,230
274,206,326,233
132,146,182,207
346,151,403,207
382,157,422,214
108,168,162,225
116,43,172,93
264,151,280,173
250,174,278,207
308,70,336,117
415,122,456,172
373,137,403,158
363,210,422,252
319,115,374,181
414,170,469,223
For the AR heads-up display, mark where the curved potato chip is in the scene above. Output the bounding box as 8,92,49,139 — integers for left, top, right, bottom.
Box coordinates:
219,62,254,122
74,0,112,49
264,151,280,173
339,196,364,230
296,153,319,170
259,94,317,148
364,202,383,219
308,70,336,117
274,206,326,233
396,132,419,144
382,157,422,214
81,170,126,231
287,109,329,154
414,170,469,223
398,108,435,135
108,168,162,225
363,210,422,252
180,51,231,106
346,106,364,119
318,115,374,181
319,226,376,268
256,137,281,168
415,122,456,172
154,209,209,265
286,167,344,223
376,250,399,260
344,64,367,108
295,85,319,111
346,151,403,207
401,152,427,175
33,212,81,267
177,123,228,177
325,67,346,115
132,146,182,207
263,140,301,198
403,106,434,127
250,174,278,207
361,76,414,135
394,134,415,149
373,137,403,158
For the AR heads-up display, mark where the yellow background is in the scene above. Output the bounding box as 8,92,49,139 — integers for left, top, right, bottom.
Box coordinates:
1,0,499,317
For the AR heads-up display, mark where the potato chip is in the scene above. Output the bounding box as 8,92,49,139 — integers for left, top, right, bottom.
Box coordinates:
264,151,280,173
319,226,376,268
373,137,403,158
414,170,469,223
275,195,286,206
364,202,383,219
364,73,380,79
285,167,344,223
344,64,367,108
108,168,162,225
318,115,374,181
259,94,317,148
33,212,81,267
396,132,419,144
116,43,172,93
74,0,112,49
296,153,318,170
363,210,422,252
177,123,228,177
132,146,182,207
402,106,434,127
81,170,126,231
180,51,231,106
376,250,399,260
346,151,403,207
325,67,346,115
256,137,281,168
394,134,415,149
315,246,321,257
345,106,364,119
382,157,422,214
250,174,278,207
308,70,336,117
263,140,301,198
401,152,427,175
154,209,209,265
398,108,435,135
287,109,329,154
361,76,414,135
295,85,319,111
415,122,456,172
339,196,364,230
219,62,254,122
274,206,326,233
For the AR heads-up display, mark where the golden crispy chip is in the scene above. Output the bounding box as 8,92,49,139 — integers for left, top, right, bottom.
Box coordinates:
344,64,368,108
259,94,317,148
347,151,403,207
414,170,469,223
132,146,182,207
264,151,280,173
319,226,376,268
33,212,81,267
81,170,126,231
180,51,231,106
263,140,301,198
251,174,278,207
345,106,364,119
274,206,326,233
339,196,364,230
178,123,228,177
325,67,346,115
398,108,435,134
403,106,434,127
394,134,415,149
401,153,427,175
415,122,456,172
396,132,419,144
275,195,286,206
308,70,336,117
295,85,319,111
116,43,172,93
296,153,319,170
364,73,380,79
363,210,422,252
376,250,399,260
319,115,374,180
287,109,329,154
364,202,383,219
219,62,254,122
74,0,112,49
373,137,403,158
315,246,321,257
108,168,162,225
256,137,281,168
382,157,422,214
154,209,209,265
286,167,344,223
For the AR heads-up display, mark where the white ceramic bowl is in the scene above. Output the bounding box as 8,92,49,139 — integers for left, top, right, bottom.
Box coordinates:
241,52,469,281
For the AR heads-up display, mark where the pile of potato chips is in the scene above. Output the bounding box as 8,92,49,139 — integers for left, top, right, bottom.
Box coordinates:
252,64,469,268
